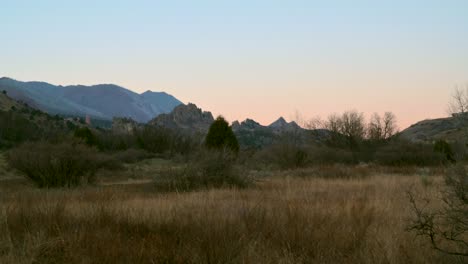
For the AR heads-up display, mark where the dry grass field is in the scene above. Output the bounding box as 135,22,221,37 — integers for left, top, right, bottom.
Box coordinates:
0,163,462,264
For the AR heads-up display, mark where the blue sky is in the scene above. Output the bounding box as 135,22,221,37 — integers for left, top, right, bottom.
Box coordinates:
1,0,468,128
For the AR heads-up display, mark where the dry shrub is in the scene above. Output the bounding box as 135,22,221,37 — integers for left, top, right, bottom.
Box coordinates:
375,141,446,166
154,150,252,192
255,144,309,170
0,187,375,263
289,165,371,179
308,146,356,165
6,141,116,188
112,148,154,164
407,164,468,257
0,175,460,263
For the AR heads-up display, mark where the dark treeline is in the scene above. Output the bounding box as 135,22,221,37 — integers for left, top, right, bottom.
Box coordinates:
0,100,464,188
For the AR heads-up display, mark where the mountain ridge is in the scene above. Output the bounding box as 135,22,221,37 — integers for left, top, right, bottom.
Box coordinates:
0,77,182,122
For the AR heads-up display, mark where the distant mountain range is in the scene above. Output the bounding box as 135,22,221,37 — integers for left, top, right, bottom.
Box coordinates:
3,77,465,146
147,103,313,148
0,77,182,122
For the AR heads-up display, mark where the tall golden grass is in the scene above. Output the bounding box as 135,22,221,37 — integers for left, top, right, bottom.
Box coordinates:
0,173,461,263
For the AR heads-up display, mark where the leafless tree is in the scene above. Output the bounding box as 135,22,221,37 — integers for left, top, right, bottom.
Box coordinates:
304,115,324,130
448,86,468,116
340,111,366,141
407,165,468,257
325,113,342,135
368,112,397,141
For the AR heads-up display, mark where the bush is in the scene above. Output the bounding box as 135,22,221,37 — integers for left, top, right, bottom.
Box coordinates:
205,116,239,153
136,126,199,157
256,144,309,170
154,150,251,192
375,140,447,166
6,141,110,188
308,146,357,165
407,164,468,257
112,148,154,164
74,127,99,147
434,140,455,163
0,111,39,148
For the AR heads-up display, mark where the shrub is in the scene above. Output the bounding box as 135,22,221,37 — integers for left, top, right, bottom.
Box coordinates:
256,143,309,170
136,126,199,156
112,148,154,164
74,127,99,147
375,140,446,166
154,150,251,192
0,111,39,148
434,140,455,163
6,141,109,188
308,146,357,165
407,164,468,257
205,116,239,153
96,132,136,151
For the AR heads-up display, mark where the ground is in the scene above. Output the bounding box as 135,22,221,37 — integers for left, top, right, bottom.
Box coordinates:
0,157,462,263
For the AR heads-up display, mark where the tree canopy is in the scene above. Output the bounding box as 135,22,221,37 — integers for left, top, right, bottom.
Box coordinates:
205,116,239,153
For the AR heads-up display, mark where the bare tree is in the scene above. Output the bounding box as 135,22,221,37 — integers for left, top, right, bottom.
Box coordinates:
325,113,342,135
368,113,383,141
407,164,468,257
448,86,468,116
340,111,366,142
382,112,397,139
304,115,324,130
368,112,397,141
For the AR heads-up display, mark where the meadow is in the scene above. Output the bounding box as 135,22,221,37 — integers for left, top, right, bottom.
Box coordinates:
0,160,461,264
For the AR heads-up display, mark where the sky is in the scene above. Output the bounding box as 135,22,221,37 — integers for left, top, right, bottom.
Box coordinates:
1,0,468,129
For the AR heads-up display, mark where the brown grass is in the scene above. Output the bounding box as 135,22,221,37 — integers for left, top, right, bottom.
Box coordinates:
0,170,462,263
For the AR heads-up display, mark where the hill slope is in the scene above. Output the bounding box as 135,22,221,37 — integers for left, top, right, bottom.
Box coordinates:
0,77,182,122
399,116,468,142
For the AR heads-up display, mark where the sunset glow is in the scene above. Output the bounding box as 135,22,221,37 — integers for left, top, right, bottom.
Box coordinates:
2,0,467,129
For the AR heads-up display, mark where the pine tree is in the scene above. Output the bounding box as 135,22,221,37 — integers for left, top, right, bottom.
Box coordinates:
205,116,239,153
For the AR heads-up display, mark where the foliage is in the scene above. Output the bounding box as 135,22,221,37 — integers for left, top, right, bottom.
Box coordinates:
256,143,309,170
6,141,113,188
407,164,468,257
375,140,447,166
0,111,39,148
205,116,239,153
74,127,99,147
434,140,456,163
154,150,250,191
135,126,198,156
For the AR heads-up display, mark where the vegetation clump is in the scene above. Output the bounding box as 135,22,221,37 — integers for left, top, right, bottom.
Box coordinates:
434,139,455,163
205,116,239,153
6,141,113,188
407,164,468,257
154,150,250,192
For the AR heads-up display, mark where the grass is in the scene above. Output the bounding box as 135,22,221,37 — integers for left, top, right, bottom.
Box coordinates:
0,152,19,181
0,168,462,264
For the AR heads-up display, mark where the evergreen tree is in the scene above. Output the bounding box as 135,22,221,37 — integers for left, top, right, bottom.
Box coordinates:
74,127,98,147
205,116,239,153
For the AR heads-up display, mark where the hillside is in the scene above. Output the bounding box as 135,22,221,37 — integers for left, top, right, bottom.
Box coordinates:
0,77,182,122
399,116,468,142
0,93,83,148
0,91,23,111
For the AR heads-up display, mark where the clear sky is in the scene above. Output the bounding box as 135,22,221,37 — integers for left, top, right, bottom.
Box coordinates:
1,0,468,129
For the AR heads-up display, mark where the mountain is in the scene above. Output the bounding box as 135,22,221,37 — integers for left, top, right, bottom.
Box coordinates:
148,104,312,148
0,77,182,122
399,115,468,142
148,103,214,134
268,117,301,133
